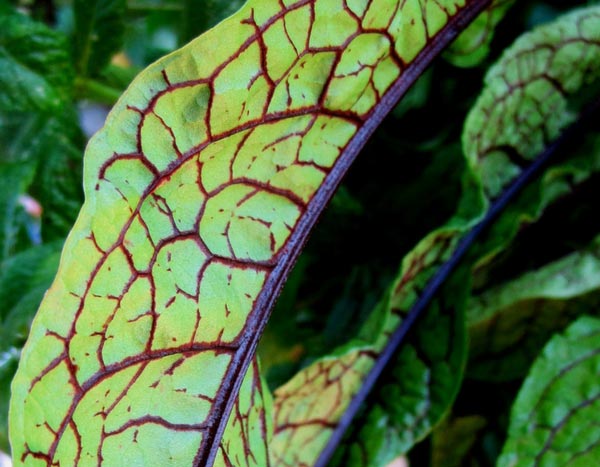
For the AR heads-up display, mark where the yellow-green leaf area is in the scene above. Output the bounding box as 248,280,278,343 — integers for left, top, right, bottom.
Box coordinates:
57,232,101,294
153,158,205,233
271,165,326,204
325,33,399,116
91,181,136,251
67,364,142,464
198,131,250,193
87,247,132,299
267,51,337,113
347,0,369,18
152,293,199,349
153,83,211,156
199,183,301,262
102,277,153,365
140,112,181,172
26,361,74,437
150,240,207,348
101,158,156,208
38,286,81,338
53,424,78,467
195,261,267,343
152,239,206,307
15,326,65,383
103,353,230,429
99,108,140,158
250,0,281,27
139,194,179,244
123,215,155,272
309,0,359,49
101,424,203,467
362,0,397,31
280,5,311,56
231,116,326,203
232,116,311,179
425,0,456,37
263,18,300,83
298,116,357,168
211,43,268,135
392,0,428,63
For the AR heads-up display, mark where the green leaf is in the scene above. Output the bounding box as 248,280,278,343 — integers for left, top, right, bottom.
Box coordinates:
0,7,73,112
214,359,272,467
271,214,483,467
72,0,126,78
9,1,492,466
0,110,85,243
497,315,600,467
330,269,470,467
468,236,600,381
461,5,600,277
0,161,37,260
463,5,600,199
444,0,514,68
0,242,63,349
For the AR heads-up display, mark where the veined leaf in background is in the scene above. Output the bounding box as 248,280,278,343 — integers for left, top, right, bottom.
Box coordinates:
463,6,600,200
460,5,600,284
497,315,600,467
8,0,493,466
271,217,483,467
328,268,471,467
461,6,600,382
468,235,600,381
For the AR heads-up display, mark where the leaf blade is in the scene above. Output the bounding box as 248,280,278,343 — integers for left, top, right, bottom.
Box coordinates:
9,1,493,465
498,316,600,467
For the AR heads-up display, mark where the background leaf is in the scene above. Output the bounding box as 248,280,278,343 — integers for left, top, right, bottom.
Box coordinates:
468,234,600,381
463,5,600,200
330,269,471,467
497,315,600,466
0,7,73,112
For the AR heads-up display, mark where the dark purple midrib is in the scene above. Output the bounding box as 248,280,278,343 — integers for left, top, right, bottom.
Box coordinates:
201,1,494,466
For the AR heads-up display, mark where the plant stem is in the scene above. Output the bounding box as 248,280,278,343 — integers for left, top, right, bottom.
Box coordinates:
75,78,123,106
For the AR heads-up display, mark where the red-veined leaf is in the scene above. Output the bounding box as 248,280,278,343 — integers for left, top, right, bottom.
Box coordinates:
9,0,492,466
